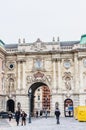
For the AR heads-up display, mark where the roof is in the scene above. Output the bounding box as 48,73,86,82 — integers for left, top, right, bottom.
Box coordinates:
4,40,80,49
0,40,5,47
4,44,18,49
60,41,79,46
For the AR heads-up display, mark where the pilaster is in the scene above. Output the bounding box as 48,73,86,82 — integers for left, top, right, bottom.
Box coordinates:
79,57,83,92
22,61,26,89
17,61,20,89
52,59,57,93
57,59,61,91
74,53,79,91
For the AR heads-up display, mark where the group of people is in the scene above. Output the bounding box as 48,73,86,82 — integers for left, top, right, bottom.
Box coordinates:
35,107,61,124
15,110,27,126
8,110,27,126
35,110,50,118
8,108,61,126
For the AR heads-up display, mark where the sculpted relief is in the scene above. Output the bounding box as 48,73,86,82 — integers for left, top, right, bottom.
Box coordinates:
6,74,15,93
63,72,73,91
65,77,71,90
26,72,52,85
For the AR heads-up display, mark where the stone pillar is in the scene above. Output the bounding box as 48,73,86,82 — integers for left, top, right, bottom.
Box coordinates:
22,61,26,89
0,58,2,93
17,61,20,89
52,59,57,92
79,58,83,92
74,53,79,91
50,94,56,116
57,59,61,91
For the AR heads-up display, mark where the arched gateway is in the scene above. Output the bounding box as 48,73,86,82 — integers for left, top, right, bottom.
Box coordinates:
28,82,51,116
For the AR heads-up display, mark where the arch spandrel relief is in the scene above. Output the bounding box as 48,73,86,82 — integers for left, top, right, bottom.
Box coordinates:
26,72,52,85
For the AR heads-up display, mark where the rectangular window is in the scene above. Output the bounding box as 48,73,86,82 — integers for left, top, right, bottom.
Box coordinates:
38,95,40,100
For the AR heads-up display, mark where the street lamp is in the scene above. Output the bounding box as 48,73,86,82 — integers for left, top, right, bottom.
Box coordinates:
28,88,32,123
45,96,48,118
45,96,48,109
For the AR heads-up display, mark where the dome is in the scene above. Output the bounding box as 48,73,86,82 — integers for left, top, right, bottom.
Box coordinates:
80,34,86,44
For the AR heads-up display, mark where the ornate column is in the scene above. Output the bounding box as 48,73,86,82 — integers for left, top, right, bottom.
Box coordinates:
52,59,57,92
74,53,79,92
17,61,20,89
57,59,61,91
22,61,26,89
79,57,83,92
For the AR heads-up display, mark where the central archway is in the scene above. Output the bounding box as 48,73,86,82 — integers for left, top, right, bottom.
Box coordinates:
29,82,51,116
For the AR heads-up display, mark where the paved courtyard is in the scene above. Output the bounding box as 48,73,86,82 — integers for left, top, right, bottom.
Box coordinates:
0,117,86,130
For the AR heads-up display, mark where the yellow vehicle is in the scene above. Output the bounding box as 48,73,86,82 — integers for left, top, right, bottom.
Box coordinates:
76,106,86,121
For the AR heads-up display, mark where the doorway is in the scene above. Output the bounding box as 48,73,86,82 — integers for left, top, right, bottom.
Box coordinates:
7,99,15,113
64,99,73,117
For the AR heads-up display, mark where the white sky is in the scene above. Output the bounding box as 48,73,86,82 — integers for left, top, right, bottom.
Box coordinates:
0,0,86,43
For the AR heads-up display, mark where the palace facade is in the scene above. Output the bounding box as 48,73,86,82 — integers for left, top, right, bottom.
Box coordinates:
0,35,86,117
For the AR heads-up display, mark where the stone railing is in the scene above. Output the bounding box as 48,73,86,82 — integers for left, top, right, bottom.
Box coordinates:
73,44,86,49
6,43,86,53
60,46,73,51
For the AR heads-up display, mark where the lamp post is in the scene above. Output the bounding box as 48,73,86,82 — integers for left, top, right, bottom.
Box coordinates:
45,96,48,109
45,96,48,118
28,88,32,123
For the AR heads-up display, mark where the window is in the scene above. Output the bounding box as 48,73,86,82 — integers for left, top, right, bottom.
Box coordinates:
38,89,40,91
38,102,40,107
38,95,40,100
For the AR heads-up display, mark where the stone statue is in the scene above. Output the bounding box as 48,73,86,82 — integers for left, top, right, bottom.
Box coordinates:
65,77,71,90
9,78,14,92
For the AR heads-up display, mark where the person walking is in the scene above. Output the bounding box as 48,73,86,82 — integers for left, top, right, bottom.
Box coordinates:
21,111,27,126
36,111,38,118
45,110,48,119
8,111,12,121
15,110,21,126
55,107,61,124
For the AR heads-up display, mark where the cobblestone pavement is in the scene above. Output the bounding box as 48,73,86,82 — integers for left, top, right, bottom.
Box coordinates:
0,119,10,128
0,117,86,130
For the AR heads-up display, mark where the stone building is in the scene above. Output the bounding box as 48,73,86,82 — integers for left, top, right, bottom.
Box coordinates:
0,35,86,117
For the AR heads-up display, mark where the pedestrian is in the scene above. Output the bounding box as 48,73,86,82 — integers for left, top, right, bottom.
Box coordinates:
45,110,48,119
68,110,71,117
15,110,21,126
36,111,38,118
40,110,43,117
21,111,27,126
55,107,61,124
8,111,12,121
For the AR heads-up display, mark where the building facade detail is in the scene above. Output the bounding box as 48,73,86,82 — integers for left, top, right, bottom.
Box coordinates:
0,35,86,117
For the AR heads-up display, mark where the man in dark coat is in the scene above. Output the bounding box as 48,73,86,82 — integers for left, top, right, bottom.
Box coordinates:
55,107,61,124
15,110,21,126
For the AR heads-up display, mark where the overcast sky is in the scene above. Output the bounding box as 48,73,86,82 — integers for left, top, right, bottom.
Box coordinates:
0,0,86,44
